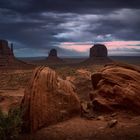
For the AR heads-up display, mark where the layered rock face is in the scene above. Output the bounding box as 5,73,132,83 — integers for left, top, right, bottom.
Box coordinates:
0,40,14,66
90,44,108,58
21,66,80,133
91,63,140,113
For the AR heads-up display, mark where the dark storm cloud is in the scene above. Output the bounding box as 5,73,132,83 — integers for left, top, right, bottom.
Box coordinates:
1,0,140,13
0,0,140,56
0,11,70,48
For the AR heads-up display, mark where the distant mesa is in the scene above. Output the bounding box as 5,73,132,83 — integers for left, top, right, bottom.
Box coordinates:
0,40,14,59
0,39,33,68
46,48,64,64
90,44,108,58
84,43,112,64
48,48,57,57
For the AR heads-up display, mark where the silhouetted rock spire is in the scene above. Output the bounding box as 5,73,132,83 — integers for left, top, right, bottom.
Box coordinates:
0,40,14,58
0,39,33,68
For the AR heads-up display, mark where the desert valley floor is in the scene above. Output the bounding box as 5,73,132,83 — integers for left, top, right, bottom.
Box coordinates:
0,56,140,140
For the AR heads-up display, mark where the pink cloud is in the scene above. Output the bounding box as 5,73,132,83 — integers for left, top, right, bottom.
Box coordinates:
60,41,140,53
104,41,140,49
60,42,91,52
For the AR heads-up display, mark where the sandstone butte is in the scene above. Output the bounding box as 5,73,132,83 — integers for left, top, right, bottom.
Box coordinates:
0,39,32,68
46,48,64,64
84,44,112,64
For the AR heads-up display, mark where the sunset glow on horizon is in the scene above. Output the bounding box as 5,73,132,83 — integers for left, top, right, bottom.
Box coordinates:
60,41,140,56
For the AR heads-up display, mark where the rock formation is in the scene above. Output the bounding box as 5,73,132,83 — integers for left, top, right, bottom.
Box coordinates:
90,44,108,57
21,66,81,133
46,49,64,64
67,69,93,101
0,40,15,65
0,39,33,68
48,49,57,57
90,63,140,113
83,44,112,64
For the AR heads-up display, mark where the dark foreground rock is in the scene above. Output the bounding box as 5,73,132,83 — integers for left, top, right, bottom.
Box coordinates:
21,66,81,133
91,63,140,113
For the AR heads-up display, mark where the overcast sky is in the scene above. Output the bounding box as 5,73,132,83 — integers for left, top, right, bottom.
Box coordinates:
0,0,140,57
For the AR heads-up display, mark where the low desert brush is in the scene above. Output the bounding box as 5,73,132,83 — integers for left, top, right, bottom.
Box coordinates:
0,107,22,140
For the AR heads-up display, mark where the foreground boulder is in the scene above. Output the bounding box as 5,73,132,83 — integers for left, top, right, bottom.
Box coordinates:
21,66,80,133
91,63,140,113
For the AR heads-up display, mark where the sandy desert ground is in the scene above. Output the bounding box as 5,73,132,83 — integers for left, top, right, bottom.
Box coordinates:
0,56,140,140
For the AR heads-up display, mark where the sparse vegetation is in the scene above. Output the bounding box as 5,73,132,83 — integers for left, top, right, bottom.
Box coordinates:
56,67,77,78
0,71,32,90
0,107,22,140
